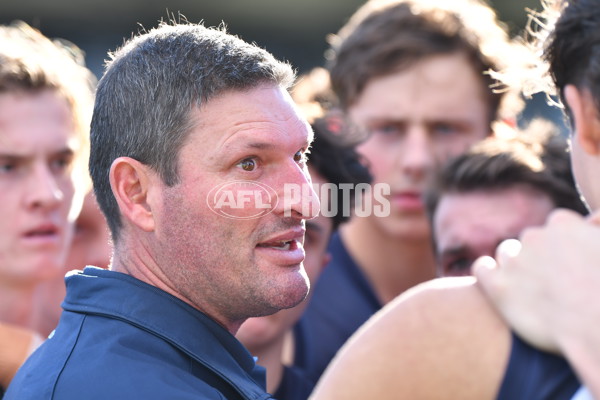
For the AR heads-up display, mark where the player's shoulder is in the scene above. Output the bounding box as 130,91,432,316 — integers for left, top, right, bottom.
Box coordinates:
311,277,511,400
360,277,504,337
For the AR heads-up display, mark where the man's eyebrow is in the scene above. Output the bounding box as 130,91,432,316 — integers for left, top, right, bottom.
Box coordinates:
0,153,23,160
0,147,74,159
244,142,275,150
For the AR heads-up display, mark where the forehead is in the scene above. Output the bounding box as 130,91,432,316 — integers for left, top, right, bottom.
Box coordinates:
186,84,312,152
434,187,555,250
0,90,78,150
349,53,489,124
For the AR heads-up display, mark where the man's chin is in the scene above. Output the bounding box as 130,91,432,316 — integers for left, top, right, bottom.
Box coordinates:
274,278,310,311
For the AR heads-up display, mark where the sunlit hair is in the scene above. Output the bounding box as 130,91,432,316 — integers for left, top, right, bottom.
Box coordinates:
491,0,600,128
327,0,529,126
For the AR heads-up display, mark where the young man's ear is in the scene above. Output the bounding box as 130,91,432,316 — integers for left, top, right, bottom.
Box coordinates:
564,84,600,155
109,157,157,233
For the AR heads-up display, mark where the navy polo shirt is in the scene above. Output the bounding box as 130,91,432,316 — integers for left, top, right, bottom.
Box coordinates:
293,232,382,384
6,267,274,400
272,365,314,400
497,332,581,399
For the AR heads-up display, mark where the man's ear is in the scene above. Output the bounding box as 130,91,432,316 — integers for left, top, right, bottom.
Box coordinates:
564,84,600,155
109,157,157,232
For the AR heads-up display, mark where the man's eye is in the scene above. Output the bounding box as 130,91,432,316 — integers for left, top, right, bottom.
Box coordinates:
444,257,473,276
294,150,306,163
0,163,15,174
51,155,73,173
238,158,257,172
372,124,402,136
433,123,461,137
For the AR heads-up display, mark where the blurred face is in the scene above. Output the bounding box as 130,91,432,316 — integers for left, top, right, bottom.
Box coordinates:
65,191,111,272
348,53,490,239
434,186,555,276
152,84,320,326
0,90,80,284
236,166,332,350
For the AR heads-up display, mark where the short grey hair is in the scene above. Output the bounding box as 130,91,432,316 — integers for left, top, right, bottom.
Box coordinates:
90,22,295,242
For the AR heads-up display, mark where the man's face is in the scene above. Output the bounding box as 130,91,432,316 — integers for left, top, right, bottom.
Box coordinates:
434,186,555,276
236,166,332,350
348,53,490,240
0,90,79,284
152,84,320,326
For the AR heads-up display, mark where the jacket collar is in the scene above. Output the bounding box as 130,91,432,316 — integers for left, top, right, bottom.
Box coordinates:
63,267,269,399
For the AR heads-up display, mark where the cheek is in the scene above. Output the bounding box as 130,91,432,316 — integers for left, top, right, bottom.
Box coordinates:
357,140,395,180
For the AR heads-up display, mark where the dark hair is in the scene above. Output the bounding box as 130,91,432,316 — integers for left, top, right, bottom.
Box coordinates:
543,0,600,121
309,116,372,230
90,22,295,242
328,0,525,126
425,119,589,230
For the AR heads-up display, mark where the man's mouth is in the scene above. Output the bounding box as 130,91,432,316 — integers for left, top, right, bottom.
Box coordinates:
25,227,58,238
255,228,305,265
257,240,295,251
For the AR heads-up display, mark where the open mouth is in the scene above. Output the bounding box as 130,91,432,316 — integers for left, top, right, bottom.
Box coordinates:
257,240,294,251
24,225,59,239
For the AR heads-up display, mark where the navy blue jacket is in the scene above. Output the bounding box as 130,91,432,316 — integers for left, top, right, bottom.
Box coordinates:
6,267,274,400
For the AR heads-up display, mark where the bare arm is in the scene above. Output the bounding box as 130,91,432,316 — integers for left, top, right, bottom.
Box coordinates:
310,277,510,400
475,209,600,398
0,322,43,390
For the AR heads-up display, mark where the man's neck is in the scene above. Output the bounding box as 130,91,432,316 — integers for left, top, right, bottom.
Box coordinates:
340,216,436,304
111,244,244,334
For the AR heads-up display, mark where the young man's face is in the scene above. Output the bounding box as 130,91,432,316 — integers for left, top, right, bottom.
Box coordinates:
150,84,320,326
0,90,80,284
348,53,491,240
433,186,555,276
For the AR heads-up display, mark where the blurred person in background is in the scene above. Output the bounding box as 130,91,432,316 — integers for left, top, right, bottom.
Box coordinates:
33,190,111,336
310,119,586,400
294,0,527,384
427,119,587,277
0,20,95,395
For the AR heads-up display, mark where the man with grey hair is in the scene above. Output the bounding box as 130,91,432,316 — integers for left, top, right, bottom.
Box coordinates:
6,22,319,399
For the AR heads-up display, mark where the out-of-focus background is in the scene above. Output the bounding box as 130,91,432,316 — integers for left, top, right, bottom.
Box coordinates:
1,0,561,128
